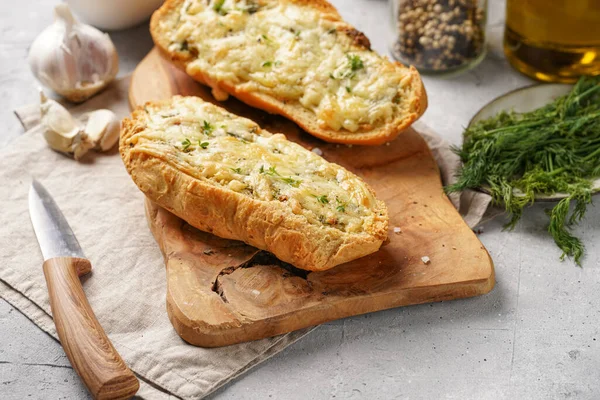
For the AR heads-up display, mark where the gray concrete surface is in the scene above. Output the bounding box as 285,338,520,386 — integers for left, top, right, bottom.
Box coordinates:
1,0,599,399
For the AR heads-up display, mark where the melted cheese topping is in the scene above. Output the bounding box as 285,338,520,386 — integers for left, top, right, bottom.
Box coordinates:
165,0,413,133
127,97,383,233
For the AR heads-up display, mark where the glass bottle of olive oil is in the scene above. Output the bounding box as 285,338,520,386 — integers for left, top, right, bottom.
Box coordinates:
504,0,600,83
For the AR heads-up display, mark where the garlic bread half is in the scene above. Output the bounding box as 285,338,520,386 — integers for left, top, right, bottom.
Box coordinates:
121,96,388,271
150,0,427,145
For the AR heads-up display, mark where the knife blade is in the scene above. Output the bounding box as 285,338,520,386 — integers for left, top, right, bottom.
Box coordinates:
28,179,139,400
29,179,85,260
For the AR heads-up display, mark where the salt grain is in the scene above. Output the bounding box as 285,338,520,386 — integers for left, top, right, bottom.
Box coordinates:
393,227,402,234
311,147,323,156
421,256,431,264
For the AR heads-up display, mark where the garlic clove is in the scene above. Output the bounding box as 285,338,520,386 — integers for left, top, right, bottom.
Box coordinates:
40,91,84,154
82,109,121,151
29,4,119,103
72,133,96,161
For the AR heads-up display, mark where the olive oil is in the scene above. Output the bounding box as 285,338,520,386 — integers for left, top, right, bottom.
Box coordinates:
504,0,600,83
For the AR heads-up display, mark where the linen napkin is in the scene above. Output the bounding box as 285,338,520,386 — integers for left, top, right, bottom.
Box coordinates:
2,77,493,399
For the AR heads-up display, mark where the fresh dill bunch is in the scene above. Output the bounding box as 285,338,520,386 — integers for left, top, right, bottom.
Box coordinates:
446,76,600,265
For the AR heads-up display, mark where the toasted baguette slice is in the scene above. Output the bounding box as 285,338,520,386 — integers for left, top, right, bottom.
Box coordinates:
121,96,388,271
150,0,427,145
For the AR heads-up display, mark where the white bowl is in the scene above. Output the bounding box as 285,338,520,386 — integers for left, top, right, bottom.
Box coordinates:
66,0,164,31
467,83,600,201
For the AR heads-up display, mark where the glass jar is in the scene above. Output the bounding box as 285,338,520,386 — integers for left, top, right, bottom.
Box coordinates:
390,0,487,75
504,0,600,83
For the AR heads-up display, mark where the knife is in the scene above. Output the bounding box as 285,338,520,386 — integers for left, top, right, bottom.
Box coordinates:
28,179,139,400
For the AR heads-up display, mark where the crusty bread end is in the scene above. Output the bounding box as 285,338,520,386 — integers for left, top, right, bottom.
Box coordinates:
150,0,427,146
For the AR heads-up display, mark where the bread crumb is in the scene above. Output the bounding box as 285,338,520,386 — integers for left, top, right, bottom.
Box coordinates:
203,249,214,255
386,142,391,146
311,147,323,156
421,256,431,264
393,227,402,234
252,289,260,296
347,144,353,148
452,246,457,250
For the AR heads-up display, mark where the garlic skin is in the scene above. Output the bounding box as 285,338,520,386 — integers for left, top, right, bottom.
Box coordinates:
29,4,119,103
39,91,119,160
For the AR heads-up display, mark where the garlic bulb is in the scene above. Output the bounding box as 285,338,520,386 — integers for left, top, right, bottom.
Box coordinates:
39,91,120,160
29,4,119,103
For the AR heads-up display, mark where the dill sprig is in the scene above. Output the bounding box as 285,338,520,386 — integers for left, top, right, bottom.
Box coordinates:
446,76,600,265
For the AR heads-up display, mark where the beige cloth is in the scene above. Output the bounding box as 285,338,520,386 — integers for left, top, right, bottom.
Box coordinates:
1,78,494,399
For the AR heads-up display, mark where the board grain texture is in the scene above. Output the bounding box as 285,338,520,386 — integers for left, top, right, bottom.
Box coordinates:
129,48,495,347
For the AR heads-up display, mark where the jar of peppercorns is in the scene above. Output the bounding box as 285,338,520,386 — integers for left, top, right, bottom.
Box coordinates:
390,0,487,75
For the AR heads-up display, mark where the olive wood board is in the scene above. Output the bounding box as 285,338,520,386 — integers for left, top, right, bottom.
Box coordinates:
130,48,495,347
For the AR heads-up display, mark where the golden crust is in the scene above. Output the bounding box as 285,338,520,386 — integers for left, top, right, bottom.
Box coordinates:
120,98,389,271
149,0,427,146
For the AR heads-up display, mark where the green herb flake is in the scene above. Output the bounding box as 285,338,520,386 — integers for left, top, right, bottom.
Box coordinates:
213,0,227,15
181,138,192,152
345,86,352,93
199,141,209,149
347,54,364,71
315,195,329,204
202,120,214,135
327,28,337,34
446,75,600,265
262,61,273,67
230,167,242,174
281,177,302,187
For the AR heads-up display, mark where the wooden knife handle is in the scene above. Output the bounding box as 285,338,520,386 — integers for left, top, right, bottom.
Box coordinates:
43,257,139,400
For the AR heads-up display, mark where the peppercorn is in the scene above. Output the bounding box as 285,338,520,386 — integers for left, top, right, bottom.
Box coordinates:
391,0,486,72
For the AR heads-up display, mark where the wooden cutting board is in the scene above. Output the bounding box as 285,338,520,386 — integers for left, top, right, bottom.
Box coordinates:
130,48,495,347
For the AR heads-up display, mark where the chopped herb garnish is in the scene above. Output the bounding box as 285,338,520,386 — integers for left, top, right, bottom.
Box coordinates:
259,165,301,187
345,86,352,93
260,34,271,43
179,40,189,51
240,2,260,13
199,141,209,149
347,54,364,72
202,120,214,135
181,138,192,151
329,73,337,79
315,195,329,204
230,167,242,174
336,205,346,212
281,177,302,187
262,61,273,67
213,0,227,15
327,28,337,34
